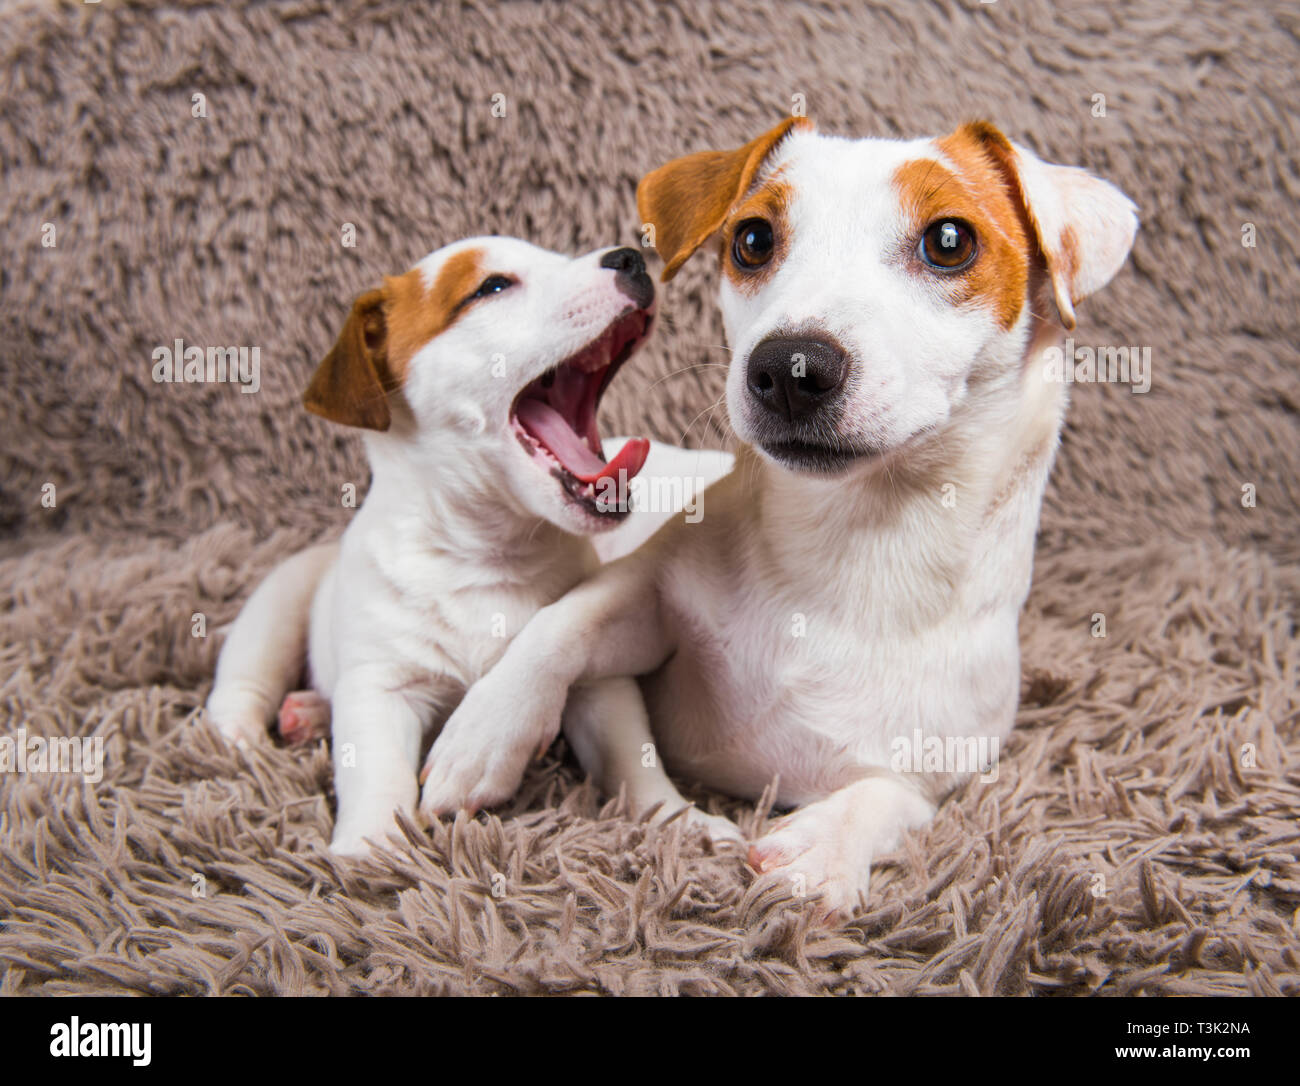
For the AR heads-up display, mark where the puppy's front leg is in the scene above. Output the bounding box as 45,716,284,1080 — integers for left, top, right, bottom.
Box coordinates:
562,677,743,848
329,668,427,856
418,557,671,817
748,774,936,921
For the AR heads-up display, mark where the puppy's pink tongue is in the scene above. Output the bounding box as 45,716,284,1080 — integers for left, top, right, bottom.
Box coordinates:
515,399,649,484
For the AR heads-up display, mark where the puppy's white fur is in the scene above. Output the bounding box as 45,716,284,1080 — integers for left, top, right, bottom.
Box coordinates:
206,237,737,855
419,121,1139,917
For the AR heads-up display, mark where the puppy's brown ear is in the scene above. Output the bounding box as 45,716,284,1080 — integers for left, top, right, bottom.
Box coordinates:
304,288,392,431
637,117,811,282
957,121,1138,331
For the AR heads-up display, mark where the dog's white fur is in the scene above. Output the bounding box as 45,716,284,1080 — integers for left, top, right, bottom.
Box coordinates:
206,237,736,855
418,121,1139,916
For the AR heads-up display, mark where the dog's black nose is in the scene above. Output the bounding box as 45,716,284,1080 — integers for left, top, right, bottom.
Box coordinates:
601,246,653,308
600,247,645,275
746,336,848,422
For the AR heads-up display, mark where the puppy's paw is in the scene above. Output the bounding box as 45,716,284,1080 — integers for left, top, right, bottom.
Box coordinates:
277,690,331,745
417,729,534,820
204,692,270,748
328,829,374,858
748,804,870,922
417,676,560,819
329,817,404,858
672,806,747,852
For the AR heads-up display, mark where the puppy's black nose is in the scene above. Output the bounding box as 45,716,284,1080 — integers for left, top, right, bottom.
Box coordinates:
600,247,645,275
601,246,653,308
746,336,848,422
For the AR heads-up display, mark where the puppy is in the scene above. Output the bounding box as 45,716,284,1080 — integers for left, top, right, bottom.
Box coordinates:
417,119,1140,916
205,237,734,855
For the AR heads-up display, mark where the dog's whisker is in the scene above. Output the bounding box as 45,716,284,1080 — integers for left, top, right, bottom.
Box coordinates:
676,394,728,447
643,363,730,393
523,515,548,546
699,396,731,453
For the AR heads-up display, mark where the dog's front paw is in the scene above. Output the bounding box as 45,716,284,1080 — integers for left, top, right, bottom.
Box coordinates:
655,801,748,853
747,802,871,922
417,732,525,820
670,806,747,852
204,688,270,748
417,677,560,819
329,825,398,858
329,829,374,858
329,807,409,858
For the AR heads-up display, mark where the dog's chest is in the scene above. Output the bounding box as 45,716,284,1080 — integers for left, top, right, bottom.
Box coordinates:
643,541,1023,807
346,519,590,686
400,581,557,679
643,574,883,804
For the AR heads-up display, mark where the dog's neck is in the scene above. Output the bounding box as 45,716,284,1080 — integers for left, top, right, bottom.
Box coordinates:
361,427,592,578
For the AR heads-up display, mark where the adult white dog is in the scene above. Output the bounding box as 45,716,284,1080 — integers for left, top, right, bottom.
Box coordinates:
418,119,1139,918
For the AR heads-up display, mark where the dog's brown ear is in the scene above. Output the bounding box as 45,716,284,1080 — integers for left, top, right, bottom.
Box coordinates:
957,121,1138,331
637,117,811,282
304,288,392,431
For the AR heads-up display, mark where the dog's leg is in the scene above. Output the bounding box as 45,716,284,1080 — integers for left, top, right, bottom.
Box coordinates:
562,677,743,848
419,554,672,817
329,669,426,856
205,543,337,746
748,774,936,921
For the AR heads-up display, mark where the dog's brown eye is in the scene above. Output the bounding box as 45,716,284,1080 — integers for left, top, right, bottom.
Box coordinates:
732,218,775,270
919,219,976,270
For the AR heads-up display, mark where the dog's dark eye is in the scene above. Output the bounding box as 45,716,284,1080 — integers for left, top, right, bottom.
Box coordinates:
919,220,976,271
732,218,775,270
468,275,515,302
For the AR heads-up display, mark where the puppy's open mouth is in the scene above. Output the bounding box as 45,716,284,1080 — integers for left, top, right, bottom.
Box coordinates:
511,308,652,515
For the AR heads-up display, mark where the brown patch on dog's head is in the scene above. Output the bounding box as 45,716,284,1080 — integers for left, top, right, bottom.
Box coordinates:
892,123,1033,331
637,117,811,282
304,247,485,431
383,248,484,380
936,122,1139,332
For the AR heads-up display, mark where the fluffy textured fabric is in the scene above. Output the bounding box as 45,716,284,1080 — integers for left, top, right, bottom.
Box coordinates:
1,0,1297,995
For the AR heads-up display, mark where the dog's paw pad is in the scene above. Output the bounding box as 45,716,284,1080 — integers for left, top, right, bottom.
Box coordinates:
277,690,331,745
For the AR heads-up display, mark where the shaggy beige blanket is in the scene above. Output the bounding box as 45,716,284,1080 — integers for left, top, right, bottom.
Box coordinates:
0,0,1297,995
